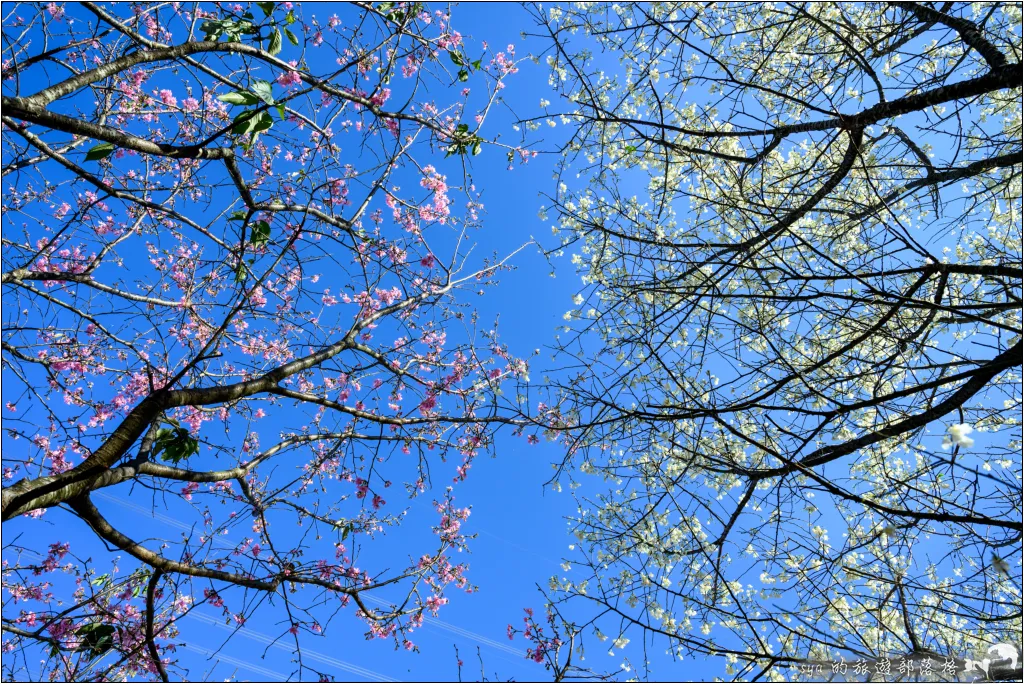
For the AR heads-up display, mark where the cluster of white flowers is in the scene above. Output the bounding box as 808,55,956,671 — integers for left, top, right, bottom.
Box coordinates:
942,423,975,450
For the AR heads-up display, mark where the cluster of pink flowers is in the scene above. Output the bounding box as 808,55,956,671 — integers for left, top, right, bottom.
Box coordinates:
277,70,303,88
418,392,438,416
424,594,448,615
377,286,403,306
116,70,148,101
248,285,268,307
176,405,208,434
349,286,403,318
40,542,70,573
402,53,423,78
237,334,294,362
203,588,225,608
434,498,471,544
508,608,565,664
141,10,168,40
31,436,72,475
31,239,93,279
369,88,391,107
491,44,519,77
418,166,452,224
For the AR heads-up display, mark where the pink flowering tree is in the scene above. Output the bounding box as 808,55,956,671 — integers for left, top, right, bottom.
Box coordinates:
1,2,531,680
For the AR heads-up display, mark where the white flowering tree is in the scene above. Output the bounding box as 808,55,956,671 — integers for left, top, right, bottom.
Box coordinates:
530,2,1022,679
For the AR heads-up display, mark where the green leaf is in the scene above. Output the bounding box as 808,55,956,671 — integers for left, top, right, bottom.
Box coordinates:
74,624,116,659
164,436,198,464
458,69,469,82
275,103,287,120
235,262,248,283
228,210,249,221
232,111,258,135
251,220,271,247
85,142,115,161
284,9,296,25
268,27,283,56
152,426,199,464
200,19,226,41
202,17,257,42
471,59,482,70
251,110,274,134
472,141,483,156
250,79,275,105
257,1,275,17
218,90,260,105
449,51,464,67
284,27,299,45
